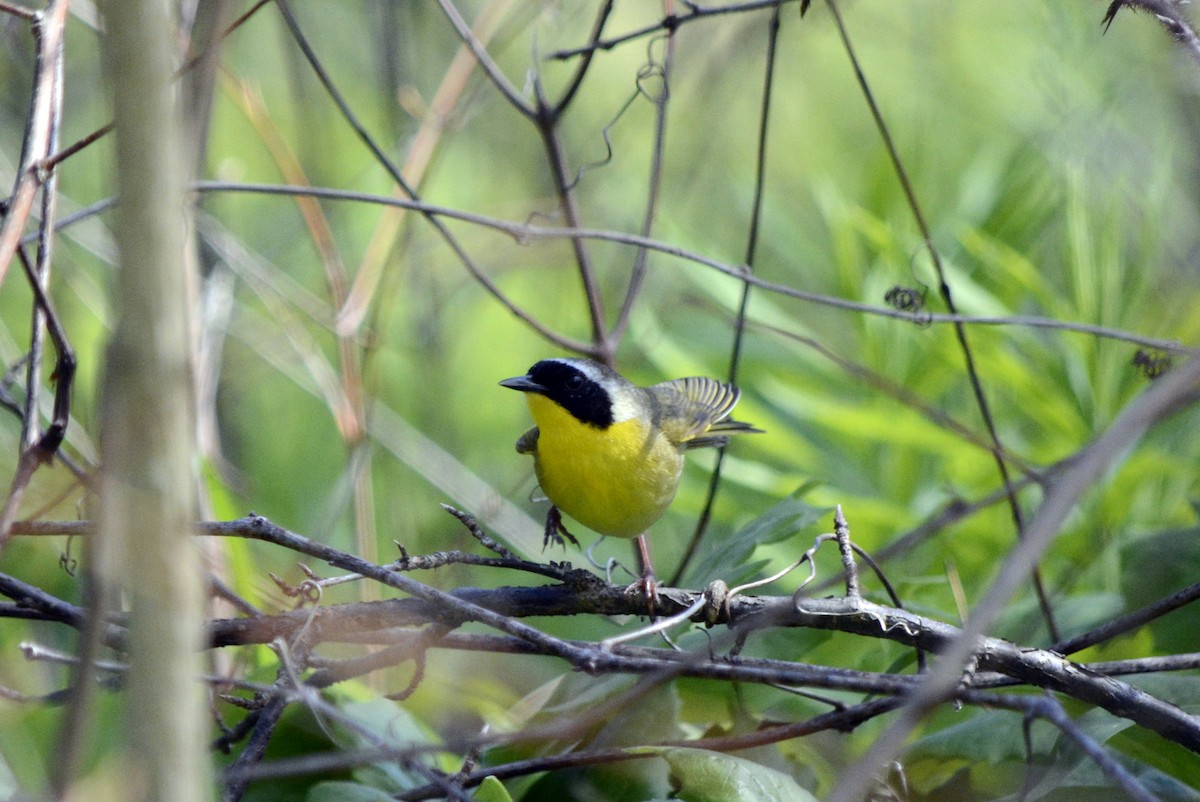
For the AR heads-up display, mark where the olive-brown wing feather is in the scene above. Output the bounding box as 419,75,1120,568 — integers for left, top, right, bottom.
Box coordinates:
649,377,759,448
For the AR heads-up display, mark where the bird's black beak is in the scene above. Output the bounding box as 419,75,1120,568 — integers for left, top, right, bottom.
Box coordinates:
499,375,544,393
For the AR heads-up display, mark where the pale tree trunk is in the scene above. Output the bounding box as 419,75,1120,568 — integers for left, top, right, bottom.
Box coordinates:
94,1,211,799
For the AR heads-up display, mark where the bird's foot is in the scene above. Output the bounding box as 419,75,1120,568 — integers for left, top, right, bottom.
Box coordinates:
542,506,580,551
625,567,659,617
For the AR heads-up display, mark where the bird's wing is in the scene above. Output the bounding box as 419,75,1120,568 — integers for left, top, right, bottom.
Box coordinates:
515,426,539,455
650,377,757,447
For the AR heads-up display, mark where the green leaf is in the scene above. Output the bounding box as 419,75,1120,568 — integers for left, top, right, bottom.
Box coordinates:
631,746,817,802
1025,750,1200,802
735,490,829,547
485,674,564,733
1121,525,1200,654
688,490,829,585
909,708,1057,764
325,697,435,791
304,780,396,802
473,776,514,802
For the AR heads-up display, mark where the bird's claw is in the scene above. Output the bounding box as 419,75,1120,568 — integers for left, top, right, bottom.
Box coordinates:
543,506,580,551
625,567,659,617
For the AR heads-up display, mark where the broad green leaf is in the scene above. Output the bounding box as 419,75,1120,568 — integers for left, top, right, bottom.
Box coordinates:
631,745,817,802
733,489,829,547
1026,751,1200,802
305,781,395,802
325,697,435,791
688,490,829,585
1121,525,1200,654
473,776,514,802
589,682,683,749
909,709,1057,764
484,674,564,733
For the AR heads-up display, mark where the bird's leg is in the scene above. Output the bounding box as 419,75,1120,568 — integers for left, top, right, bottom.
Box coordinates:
626,533,659,615
542,505,580,550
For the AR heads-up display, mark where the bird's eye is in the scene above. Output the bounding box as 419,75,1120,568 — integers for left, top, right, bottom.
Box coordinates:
566,375,584,391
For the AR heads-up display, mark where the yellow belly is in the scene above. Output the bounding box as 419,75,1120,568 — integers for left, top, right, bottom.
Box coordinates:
526,394,684,538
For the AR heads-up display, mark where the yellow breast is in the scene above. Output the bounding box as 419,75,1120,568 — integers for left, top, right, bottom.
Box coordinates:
526,393,684,538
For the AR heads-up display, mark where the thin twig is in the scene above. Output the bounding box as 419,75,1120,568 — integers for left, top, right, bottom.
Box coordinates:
22,8,64,451
529,77,610,357
441,504,516,560
435,0,533,117
222,682,289,802
613,28,675,340
0,0,71,289
187,181,1198,354
1052,580,1200,657
546,0,804,61
0,1,37,21
967,692,1161,802
0,0,76,542
832,505,860,598
550,0,616,116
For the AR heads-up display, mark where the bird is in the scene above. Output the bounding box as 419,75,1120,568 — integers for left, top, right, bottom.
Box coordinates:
500,357,760,589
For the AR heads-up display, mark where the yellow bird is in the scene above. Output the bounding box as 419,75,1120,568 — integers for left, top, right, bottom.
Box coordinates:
500,358,760,560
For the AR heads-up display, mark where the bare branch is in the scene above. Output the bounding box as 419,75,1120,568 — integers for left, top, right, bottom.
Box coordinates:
0,0,69,288
188,181,1198,354
546,0,805,61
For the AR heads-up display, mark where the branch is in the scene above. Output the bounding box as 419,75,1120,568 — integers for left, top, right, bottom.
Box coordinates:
9,516,1200,755
546,0,805,61
0,0,69,289
186,180,1198,354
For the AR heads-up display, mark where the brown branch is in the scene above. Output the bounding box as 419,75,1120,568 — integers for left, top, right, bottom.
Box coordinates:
9,523,1200,754
9,507,1200,778
0,1,73,553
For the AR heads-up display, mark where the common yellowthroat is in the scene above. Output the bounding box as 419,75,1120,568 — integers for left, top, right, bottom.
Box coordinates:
500,358,760,557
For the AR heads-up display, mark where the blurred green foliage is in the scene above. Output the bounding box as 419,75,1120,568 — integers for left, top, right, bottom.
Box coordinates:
1,1,1199,799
